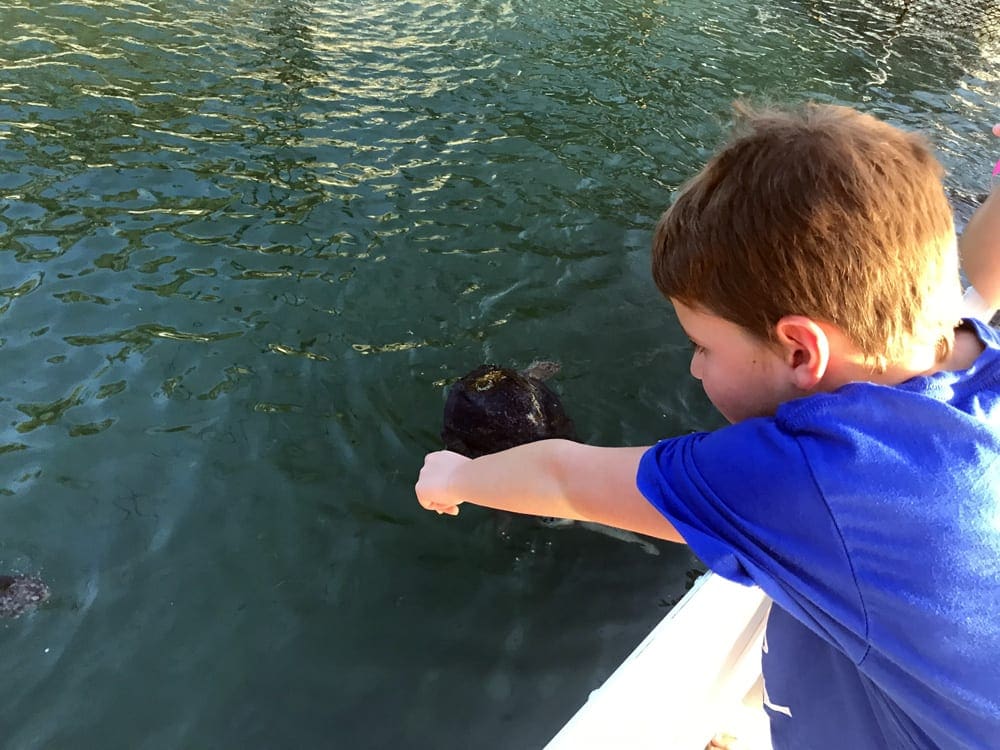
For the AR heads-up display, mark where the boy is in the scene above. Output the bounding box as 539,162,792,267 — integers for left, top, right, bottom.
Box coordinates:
416,103,1000,749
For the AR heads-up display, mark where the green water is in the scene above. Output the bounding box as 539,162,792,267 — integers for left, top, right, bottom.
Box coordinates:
0,0,996,747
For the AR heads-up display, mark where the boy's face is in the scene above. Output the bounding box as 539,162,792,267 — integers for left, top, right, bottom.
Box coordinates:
671,299,798,423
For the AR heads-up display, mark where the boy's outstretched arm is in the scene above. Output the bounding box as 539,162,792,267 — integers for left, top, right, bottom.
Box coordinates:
416,439,684,543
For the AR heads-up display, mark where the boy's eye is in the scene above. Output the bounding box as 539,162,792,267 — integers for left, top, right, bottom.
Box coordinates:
688,338,706,354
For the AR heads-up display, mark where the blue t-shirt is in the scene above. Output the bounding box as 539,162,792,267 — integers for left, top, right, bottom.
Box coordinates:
637,318,1000,749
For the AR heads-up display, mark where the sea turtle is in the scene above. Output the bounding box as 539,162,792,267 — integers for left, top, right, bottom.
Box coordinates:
0,574,49,618
441,362,659,556
441,361,577,458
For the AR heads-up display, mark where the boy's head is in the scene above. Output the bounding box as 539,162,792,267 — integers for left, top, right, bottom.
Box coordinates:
652,101,961,371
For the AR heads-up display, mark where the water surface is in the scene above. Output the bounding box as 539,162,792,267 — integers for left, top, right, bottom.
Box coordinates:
0,0,996,747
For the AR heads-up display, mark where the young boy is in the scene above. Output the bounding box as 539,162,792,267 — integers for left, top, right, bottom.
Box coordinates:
416,103,1000,749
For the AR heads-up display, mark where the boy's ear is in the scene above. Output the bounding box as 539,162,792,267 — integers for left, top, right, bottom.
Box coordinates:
773,316,830,390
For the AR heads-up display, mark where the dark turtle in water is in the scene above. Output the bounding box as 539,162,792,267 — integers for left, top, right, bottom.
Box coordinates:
440,362,661,556
441,361,577,458
0,574,49,618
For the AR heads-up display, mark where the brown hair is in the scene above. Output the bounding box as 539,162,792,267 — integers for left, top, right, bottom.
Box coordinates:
651,101,960,367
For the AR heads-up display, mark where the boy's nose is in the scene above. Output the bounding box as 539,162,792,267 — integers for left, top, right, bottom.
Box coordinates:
689,355,703,381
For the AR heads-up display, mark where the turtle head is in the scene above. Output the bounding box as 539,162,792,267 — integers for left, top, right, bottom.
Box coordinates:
520,360,561,381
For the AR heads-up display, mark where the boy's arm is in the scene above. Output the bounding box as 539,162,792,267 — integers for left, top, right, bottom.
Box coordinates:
960,189,1000,308
416,439,684,543
958,124,1000,308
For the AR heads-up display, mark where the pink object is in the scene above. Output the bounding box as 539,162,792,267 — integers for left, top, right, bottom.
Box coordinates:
991,125,1000,183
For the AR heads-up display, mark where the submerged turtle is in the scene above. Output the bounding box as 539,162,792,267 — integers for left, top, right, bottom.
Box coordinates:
441,362,659,556
0,574,49,618
441,361,577,458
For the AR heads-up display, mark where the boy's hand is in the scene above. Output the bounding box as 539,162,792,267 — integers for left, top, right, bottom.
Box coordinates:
416,450,470,516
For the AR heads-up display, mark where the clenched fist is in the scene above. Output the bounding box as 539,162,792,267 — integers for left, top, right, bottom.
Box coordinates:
415,450,471,516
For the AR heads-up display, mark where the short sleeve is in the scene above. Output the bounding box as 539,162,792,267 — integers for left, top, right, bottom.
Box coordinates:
637,420,869,659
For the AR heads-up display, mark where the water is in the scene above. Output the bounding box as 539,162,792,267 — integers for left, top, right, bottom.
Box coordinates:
0,0,996,747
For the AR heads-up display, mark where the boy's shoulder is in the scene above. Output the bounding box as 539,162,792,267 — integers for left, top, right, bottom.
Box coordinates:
776,317,1000,431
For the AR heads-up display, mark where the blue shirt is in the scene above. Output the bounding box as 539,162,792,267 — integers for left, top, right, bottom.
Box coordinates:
637,318,1000,749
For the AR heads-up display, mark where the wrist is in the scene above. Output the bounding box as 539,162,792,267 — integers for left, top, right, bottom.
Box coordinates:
445,453,472,506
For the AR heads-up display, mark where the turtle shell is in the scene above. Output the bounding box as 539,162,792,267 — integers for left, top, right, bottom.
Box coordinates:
441,364,577,458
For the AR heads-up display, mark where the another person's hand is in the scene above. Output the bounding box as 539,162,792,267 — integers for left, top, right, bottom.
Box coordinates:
416,450,471,516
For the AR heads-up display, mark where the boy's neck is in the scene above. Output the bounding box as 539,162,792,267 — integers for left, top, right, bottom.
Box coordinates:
824,323,983,389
